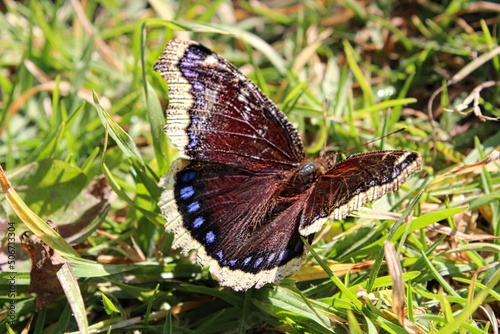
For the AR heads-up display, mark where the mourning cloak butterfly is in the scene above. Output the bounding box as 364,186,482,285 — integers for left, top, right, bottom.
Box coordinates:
155,40,422,291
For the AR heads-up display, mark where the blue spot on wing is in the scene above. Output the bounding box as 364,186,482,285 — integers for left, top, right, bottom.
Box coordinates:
180,59,197,67
181,172,197,183
243,256,252,266
193,81,204,90
187,201,200,213
392,168,400,179
294,241,301,252
310,212,327,224
205,231,215,243
180,186,195,199
267,252,276,263
279,249,288,262
187,132,198,148
181,68,198,78
186,50,201,60
216,250,223,260
254,257,264,268
192,216,204,228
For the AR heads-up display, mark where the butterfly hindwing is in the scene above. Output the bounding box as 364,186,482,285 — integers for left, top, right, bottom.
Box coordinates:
158,159,313,291
154,39,305,172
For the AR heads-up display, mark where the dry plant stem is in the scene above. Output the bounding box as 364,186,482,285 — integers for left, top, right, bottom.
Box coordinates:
427,46,500,156
443,81,500,121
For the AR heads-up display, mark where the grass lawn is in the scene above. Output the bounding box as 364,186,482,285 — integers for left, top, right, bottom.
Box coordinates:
1,0,500,333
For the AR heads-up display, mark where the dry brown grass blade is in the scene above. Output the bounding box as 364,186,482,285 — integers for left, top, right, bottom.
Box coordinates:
355,207,410,221
448,47,500,86
95,230,146,263
290,261,375,281
402,319,428,334
426,223,500,241
384,242,405,326
292,28,333,73
21,223,66,310
442,150,499,177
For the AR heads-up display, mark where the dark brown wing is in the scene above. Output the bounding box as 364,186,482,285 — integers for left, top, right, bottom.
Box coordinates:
299,151,422,236
158,159,312,291
154,40,305,172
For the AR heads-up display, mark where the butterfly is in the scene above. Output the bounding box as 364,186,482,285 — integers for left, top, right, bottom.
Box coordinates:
154,39,422,291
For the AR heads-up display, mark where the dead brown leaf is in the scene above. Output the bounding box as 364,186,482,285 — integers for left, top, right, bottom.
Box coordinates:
21,221,66,310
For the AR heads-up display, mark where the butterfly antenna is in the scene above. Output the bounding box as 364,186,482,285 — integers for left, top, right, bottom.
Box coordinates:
338,128,407,156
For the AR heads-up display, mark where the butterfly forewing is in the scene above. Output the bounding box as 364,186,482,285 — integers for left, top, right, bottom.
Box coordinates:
154,39,305,172
299,151,422,236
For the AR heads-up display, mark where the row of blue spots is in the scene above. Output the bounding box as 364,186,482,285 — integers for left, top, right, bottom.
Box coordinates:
213,248,291,269
179,52,208,151
179,59,203,151
177,171,202,228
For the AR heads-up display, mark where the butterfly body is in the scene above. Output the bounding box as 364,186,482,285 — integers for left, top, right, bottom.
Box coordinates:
155,39,422,291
